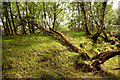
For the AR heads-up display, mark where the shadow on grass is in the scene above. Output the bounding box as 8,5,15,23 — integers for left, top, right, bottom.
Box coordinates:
97,69,119,79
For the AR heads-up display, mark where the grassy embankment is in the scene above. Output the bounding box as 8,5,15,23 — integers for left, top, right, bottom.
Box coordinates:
2,31,120,78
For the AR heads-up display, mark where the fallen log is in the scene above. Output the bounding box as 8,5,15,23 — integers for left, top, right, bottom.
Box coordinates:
91,49,120,68
25,19,120,73
29,20,90,60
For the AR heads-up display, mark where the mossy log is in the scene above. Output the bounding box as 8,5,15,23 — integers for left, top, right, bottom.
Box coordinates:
91,49,120,68
26,19,120,72
30,20,90,60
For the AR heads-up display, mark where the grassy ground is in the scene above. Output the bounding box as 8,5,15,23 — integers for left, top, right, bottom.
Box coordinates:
2,31,120,78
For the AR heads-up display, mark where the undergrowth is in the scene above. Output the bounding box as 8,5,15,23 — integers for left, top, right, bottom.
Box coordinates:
2,31,119,78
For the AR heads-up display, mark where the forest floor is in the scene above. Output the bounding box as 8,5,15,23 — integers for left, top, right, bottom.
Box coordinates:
2,31,120,78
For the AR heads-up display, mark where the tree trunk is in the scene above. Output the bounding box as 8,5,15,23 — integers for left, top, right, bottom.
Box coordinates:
92,1,107,42
89,2,93,31
80,2,91,35
77,2,81,29
89,2,94,35
8,14,14,35
29,8,35,34
9,2,17,35
3,2,10,35
88,2,109,42
26,2,31,34
1,16,8,35
16,2,26,34
4,2,14,35
5,3,14,36
43,2,47,28
53,3,56,29
5,17,10,35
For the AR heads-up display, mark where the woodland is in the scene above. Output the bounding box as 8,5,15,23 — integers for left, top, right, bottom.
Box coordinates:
1,0,120,79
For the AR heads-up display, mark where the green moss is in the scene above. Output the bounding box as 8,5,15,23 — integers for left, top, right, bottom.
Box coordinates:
2,32,119,78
